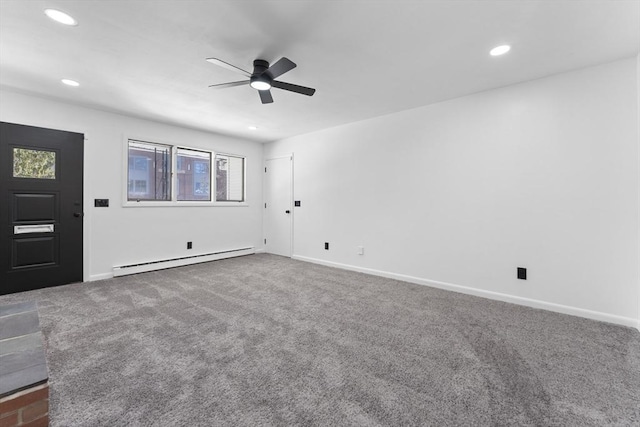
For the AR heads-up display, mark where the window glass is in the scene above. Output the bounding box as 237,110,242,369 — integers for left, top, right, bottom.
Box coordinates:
13,148,56,179
176,148,211,201
127,140,171,201
215,154,245,202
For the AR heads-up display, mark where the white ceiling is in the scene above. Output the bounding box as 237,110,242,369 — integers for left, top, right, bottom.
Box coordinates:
1,0,638,143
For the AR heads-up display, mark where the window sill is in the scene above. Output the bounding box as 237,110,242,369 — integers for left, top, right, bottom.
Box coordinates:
122,201,249,208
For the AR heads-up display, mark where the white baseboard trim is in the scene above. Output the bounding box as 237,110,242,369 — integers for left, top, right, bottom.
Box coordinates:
254,248,266,254
89,272,114,282
113,247,255,277
293,255,639,330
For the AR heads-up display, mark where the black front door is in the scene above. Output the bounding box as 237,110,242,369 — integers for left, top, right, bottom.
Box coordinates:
0,122,84,295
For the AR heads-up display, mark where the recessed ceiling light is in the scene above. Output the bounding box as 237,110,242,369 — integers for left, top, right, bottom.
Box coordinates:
490,45,511,56
61,79,80,87
44,9,78,26
248,126,258,130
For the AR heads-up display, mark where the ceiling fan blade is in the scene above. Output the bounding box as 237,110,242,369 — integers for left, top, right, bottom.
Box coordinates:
272,80,316,96
266,57,296,79
208,80,250,89
206,58,251,77
259,90,274,104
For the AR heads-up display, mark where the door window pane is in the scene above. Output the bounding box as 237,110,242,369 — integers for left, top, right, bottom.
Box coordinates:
176,148,211,201
13,148,56,179
127,140,171,201
216,154,245,202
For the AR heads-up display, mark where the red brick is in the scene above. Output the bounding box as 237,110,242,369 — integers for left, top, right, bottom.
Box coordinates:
21,400,48,424
0,385,48,414
0,410,19,427
20,415,48,427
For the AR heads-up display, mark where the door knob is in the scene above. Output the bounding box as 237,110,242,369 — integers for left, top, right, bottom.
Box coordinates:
285,210,290,214
73,212,83,218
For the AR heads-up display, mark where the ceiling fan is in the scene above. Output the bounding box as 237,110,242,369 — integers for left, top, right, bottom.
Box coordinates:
206,57,316,104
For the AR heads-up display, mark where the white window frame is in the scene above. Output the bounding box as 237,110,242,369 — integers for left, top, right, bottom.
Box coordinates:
122,137,248,207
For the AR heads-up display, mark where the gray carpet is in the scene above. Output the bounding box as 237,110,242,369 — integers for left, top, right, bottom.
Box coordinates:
0,254,638,426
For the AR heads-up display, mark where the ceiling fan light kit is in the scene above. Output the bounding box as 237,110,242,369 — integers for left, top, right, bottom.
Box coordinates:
250,80,271,91
207,57,315,104
249,59,272,90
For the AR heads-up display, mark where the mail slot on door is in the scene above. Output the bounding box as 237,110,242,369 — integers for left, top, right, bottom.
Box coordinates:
14,224,55,234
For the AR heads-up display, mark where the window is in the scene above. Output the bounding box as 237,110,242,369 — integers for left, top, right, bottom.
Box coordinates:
13,148,56,179
215,154,245,202
126,139,246,205
176,148,211,201
127,140,171,201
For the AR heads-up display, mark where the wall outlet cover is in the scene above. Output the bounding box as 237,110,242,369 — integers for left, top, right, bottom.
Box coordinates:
517,267,527,280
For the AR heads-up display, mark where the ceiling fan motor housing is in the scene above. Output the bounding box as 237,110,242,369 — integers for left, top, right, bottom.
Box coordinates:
250,59,272,89
207,56,315,103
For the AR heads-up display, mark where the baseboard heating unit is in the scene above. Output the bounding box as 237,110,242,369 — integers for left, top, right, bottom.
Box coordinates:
112,247,254,277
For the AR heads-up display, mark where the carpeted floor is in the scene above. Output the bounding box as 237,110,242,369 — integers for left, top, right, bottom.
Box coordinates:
0,254,638,426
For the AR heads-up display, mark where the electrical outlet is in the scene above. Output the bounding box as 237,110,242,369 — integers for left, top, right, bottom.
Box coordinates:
357,246,364,255
187,241,192,250
517,267,527,280
324,242,329,250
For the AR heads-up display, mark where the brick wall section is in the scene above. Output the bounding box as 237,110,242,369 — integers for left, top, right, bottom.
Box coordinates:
0,383,49,427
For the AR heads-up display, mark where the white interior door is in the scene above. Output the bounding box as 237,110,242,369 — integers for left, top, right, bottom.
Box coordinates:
264,155,292,257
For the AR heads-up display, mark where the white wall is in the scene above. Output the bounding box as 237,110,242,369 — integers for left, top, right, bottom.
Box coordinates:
0,89,264,281
265,57,640,328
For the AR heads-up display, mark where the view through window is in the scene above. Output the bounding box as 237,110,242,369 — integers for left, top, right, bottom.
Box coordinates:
127,140,171,201
126,139,245,204
176,148,211,201
215,154,245,202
